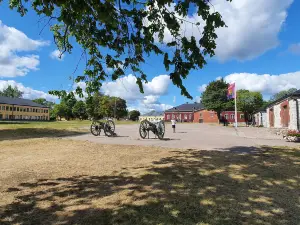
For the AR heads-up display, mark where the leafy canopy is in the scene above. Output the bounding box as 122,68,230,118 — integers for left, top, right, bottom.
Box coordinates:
129,110,140,121
201,79,232,118
72,100,88,120
86,93,127,119
236,89,264,120
270,88,297,101
5,0,231,99
33,98,55,108
0,85,23,98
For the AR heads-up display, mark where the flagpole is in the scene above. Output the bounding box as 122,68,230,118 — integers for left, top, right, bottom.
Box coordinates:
234,83,237,128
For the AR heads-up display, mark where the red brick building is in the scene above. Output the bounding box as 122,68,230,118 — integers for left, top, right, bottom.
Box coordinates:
220,111,246,123
164,102,203,122
193,110,246,123
193,109,218,123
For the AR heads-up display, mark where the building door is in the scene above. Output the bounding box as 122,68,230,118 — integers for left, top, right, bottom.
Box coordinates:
282,105,289,127
269,108,274,127
0,114,2,120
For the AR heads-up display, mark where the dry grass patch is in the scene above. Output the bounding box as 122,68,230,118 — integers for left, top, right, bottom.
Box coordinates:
0,139,300,225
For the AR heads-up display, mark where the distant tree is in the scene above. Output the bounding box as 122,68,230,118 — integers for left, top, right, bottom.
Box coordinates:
86,93,103,120
270,88,297,101
129,110,140,121
99,95,111,118
33,98,55,108
110,97,128,119
61,94,77,120
237,90,264,124
0,85,23,98
53,103,67,121
72,101,88,120
201,79,231,121
86,93,127,120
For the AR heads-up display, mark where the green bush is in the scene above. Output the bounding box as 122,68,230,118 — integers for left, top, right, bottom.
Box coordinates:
287,130,300,137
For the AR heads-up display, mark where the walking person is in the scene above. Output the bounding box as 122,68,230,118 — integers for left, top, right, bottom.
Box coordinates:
171,119,176,133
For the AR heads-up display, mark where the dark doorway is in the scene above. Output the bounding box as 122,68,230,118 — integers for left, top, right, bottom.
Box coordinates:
269,108,274,127
282,105,289,127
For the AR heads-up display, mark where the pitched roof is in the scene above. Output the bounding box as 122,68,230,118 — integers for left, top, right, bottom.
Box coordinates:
165,102,204,112
0,96,49,108
141,111,164,116
266,89,300,108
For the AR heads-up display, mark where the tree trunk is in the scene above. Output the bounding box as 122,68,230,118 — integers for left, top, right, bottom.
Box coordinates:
217,111,221,124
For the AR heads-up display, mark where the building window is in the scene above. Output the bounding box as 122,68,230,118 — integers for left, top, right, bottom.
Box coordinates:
167,115,170,120
172,114,175,119
210,112,214,118
184,114,187,120
10,107,12,111
224,114,228,119
17,107,19,111
6,106,9,111
189,114,192,120
240,114,244,119
230,114,234,120
199,113,202,118
2,106,5,110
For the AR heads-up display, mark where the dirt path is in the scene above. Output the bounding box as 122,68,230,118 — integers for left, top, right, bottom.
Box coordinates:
69,123,299,151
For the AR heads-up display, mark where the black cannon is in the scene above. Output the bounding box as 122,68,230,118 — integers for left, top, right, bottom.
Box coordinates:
90,119,116,137
139,119,165,140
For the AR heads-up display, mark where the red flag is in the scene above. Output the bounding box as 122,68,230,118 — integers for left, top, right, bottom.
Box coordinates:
227,83,235,99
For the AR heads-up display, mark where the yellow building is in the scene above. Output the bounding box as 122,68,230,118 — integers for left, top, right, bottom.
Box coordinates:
139,111,164,122
0,96,50,121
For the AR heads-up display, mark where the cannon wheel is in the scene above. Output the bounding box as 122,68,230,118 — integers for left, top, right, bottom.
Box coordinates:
104,120,116,137
156,121,165,140
90,121,101,136
139,120,149,139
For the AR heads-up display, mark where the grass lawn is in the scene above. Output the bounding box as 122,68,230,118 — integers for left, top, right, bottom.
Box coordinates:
1,139,299,225
0,120,138,140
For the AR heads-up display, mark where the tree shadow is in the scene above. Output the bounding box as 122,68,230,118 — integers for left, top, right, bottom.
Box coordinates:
0,128,87,141
1,146,300,224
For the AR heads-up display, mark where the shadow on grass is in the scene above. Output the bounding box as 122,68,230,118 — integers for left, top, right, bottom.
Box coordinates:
1,146,300,224
0,128,87,141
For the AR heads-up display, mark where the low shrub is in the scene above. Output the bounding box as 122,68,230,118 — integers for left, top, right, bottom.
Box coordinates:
287,130,300,137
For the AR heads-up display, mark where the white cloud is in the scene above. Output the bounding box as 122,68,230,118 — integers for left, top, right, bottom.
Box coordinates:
198,71,300,97
198,84,207,92
194,96,201,103
129,102,173,114
50,50,65,61
288,43,300,55
223,72,300,95
102,74,170,101
216,76,222,81
101,74,171,113
0,20,49,77
159,0,293,61
0,80,57,102
213,0,293,61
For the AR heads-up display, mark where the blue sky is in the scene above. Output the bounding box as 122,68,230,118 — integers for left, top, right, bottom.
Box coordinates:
0,0,300,113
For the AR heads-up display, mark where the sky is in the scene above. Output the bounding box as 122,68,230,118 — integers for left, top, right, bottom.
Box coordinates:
0,0,300,113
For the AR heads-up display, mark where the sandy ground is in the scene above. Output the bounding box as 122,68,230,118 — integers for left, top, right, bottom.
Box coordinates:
69,123,300,151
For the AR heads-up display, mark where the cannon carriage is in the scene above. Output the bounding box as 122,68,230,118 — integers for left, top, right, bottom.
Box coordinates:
139,119,165,140
90,119,116,137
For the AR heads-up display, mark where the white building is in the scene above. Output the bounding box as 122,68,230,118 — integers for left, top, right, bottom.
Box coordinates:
265,90,300,130
254,110,267,127
139,111,164,122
